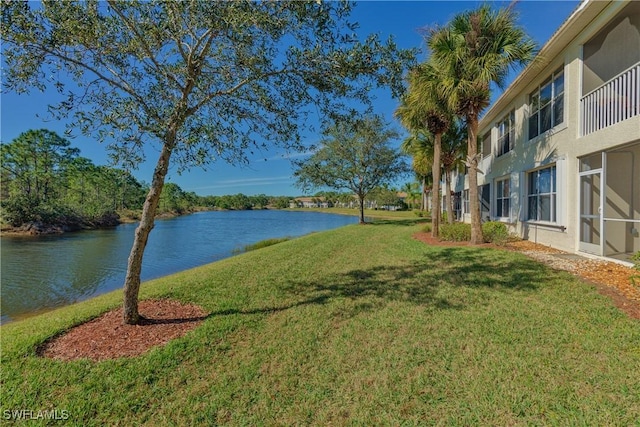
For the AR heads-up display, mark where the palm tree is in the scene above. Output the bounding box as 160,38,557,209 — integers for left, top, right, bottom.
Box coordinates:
400,121,465,222
441,119,467,223
399,130,433,212
429,4,536,243
396,61,452,237
400,181,421,210
420,171,434,212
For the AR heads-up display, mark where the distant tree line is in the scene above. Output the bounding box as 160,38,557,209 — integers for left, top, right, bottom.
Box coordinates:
159,187,290,213
297,189,409,211
1,129,149,227
0,129,302,228
202,194,291,211
311,191,357,207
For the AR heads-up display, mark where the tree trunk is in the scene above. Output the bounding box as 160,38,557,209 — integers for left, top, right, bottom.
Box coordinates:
467,114,483,245
445,171,453,224
358,194,366,224
122,141,174,325
431,133,442,238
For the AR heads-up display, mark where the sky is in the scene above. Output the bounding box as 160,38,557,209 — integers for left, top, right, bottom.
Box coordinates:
0,1,580,197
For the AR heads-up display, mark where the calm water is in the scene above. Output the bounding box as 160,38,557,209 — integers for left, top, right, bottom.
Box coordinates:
0,210,357,323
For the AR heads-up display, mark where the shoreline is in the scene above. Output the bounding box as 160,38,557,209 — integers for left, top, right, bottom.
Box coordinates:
3,220,638,425
0,209,356,324
0,207,303,237
0,208,214,237
0,218,122,237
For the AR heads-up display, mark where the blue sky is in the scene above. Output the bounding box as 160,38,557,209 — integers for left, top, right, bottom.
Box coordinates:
0,1,579,197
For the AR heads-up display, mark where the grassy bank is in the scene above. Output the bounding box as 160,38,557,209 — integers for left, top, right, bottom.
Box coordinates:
288,206,422,221
1,220,639,425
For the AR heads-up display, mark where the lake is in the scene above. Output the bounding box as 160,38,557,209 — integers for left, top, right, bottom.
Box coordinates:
0,210,358,323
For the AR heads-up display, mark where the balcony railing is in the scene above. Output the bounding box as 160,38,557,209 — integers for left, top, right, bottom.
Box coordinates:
581,62,640,136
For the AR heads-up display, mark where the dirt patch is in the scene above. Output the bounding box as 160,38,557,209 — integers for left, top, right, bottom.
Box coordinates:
414,232,640,320
39,299,208,361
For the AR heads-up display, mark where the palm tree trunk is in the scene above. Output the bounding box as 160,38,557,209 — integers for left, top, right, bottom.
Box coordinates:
467,114,483,244
445,171,453,224
421,176,427,211
431,133,442,238
122,139,174,325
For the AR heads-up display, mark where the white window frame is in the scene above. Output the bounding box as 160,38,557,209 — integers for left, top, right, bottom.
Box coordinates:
495,177,511,219
527,165,557,223
496,110,515,157
481,131,492,158
528,67,564,140
463,189,469,214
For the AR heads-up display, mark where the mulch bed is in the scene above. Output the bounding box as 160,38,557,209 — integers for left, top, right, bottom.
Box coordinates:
414,232,640,320
38,299,208,362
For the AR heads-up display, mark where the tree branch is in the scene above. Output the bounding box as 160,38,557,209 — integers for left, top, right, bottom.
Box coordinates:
28,42,162,124
107,0,183,91
187,68,294,116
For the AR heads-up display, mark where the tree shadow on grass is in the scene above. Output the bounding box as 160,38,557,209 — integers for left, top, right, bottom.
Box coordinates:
426,247,559,287
203,247,567,322
275,246,565,318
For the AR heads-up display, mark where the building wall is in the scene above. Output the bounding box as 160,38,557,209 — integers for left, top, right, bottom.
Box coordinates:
455,0,640,255
582,1,640,95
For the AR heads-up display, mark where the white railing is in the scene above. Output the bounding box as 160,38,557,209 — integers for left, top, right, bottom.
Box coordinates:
581,62,640,136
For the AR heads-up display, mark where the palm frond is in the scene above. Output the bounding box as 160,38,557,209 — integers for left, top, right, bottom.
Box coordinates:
425,3,537,118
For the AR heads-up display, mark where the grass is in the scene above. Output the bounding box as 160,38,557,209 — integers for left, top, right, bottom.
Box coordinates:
233,237,292,254
1,221,639,425
287,206,421,221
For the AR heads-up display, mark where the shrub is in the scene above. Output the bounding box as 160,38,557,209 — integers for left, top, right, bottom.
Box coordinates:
631,251,640,287
422,223,432,233
439,222,471,242
0,196,79,227
482,221,510,246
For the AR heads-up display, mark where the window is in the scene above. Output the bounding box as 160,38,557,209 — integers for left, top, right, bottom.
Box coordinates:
463,189,469,213
481,131,491,157
495,178,510,218
454,191,462,220
528,68,564,140
480,184,491,222
528,165,557,222
497,110,515,157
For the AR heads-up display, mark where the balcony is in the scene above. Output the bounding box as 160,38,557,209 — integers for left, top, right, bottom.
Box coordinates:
580,62,640,136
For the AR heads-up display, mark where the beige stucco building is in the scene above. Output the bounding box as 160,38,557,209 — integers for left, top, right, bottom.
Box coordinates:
453,0,639,263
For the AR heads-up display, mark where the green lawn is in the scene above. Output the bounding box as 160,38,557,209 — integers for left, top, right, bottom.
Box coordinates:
287,206,423,221
2,220,639,425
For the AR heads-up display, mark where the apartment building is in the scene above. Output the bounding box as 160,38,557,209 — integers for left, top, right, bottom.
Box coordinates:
453,0,639,263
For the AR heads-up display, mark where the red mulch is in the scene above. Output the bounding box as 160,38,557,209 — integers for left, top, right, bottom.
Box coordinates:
38,299,208,361
414,232,640,320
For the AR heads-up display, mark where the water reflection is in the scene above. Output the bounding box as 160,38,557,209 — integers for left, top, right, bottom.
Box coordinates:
1,211,357,323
